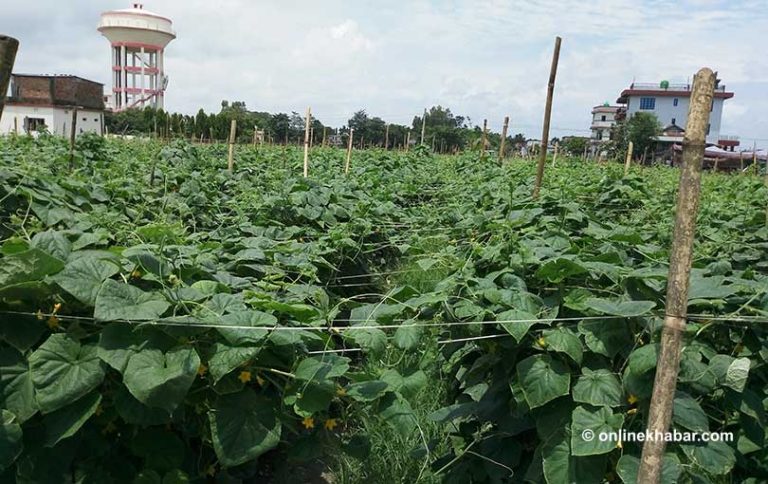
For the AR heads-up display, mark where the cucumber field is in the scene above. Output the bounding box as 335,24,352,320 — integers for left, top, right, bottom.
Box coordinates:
1,133,767,483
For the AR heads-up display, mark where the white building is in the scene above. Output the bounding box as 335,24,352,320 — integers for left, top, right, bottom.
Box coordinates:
1,74,105,137
616,80,739,150
590,104,623,152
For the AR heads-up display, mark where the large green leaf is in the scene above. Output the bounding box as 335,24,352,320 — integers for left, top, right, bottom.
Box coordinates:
346,381,389,402
209,390,281,467
616,453,682,483
378,393,417,438
208,343,259,382
579,319,632,358
393,320,423,350
130,428,185,471
0,313,46,352
294,355,350,382
43,391,101,447
212,311,275,345
51,256,119,306
570,405,624,456
498,309,538,342
113,386,172,426
628,344,658,375
94,279,170,321
0,410,23,471
0,347,37,423
97,323,151,373
584,298,655,317
572,368,622,407
542,328,583,364
542,428,606,484
516,354,570,409
29,334,105,413
680,440,736,475
673,391,708,432
0,248,65,289
31,230,72,261
123,347,200,412
536,258,588,283
724,357,750,393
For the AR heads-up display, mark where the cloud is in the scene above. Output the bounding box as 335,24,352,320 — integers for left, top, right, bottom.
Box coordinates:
5,0,767,147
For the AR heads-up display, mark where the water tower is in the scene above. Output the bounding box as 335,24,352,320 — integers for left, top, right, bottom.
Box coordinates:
98,3,176,111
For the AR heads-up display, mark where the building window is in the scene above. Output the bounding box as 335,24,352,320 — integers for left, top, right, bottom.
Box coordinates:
601,115,606,121
24,117,46,132
671,118,676,125
639,97,656,110
673,98,678,107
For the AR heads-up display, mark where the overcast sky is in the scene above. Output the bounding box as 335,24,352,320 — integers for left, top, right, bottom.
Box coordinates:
4,0,767,146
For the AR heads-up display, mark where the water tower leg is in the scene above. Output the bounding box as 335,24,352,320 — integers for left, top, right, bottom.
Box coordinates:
0,35,19,120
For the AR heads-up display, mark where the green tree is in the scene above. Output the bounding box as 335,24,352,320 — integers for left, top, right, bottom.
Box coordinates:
562,137,588,156
610,112,661,159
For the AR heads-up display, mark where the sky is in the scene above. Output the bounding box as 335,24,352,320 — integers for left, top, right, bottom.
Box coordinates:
3,0,767,147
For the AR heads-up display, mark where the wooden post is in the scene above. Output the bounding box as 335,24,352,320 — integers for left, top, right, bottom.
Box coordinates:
69,108,78,167
532,36,562,199
420,109,426,145
13,117,17,135
227,119,237,172
624,140,634,176
309,127,314,148
637,68,715,484
499,116,509,162
406,131,411,153
322,127,327,147
303,107,311,178
739,151,744,173
481,119,488,156
252,127,257,146
384,124,389,150
345,128,354,174
0,36,19,120
752,143,758,175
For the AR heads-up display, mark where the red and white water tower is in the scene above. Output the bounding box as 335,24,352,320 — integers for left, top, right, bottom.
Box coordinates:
98,4,176,111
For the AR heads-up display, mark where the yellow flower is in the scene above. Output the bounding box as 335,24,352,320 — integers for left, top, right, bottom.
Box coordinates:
256,375,265,386
324,418,338,431
47,315,60,330
302,416,315,429
627,394,639,405
238,370,252,383
36,310,45,320
616,440,623,449
53,302,62,313
336,386,347,397
131,270,142,279
197,364,208,377
205,464,217,477
627,408,638,415
537,336,547,348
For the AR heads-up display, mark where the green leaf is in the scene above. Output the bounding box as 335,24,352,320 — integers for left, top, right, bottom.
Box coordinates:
542,428,606,484
214,311,275,345
628,344,658,375
573,369,622,407
31,230,72,261
113,386,172,426
616,453,682,483
0,410,23,471
499,309,538,342
346,381,389,402
724,357,750,393
29,334,105,413
130,428,184,471
209,390,281,467
0,248,65,290
94,279,170,321
516,354,570,409
294,355,350,382
51,256,119,306
584,298,654,317
123,347,200,412
288,380,335,416
542,328,583,364
208,343,259,383
579,319,632,358
680,440,736,475
378,393,416,438
0,347,37,423
536,258,588,283
379,369,427,399
0,313,46,352
351,328,387,354
97,323,149,373
44,391,101,447
673,392,708,432
393,320,423,350
570,405,624,456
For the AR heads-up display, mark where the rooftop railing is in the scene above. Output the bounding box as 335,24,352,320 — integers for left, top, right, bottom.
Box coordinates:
628,82,727,92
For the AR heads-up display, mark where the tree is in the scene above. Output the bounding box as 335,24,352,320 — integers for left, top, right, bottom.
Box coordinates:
609,112,661,159
562,136,588,155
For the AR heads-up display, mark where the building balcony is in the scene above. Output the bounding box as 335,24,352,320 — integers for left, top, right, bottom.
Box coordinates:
628,82,728,93
590,120,615,129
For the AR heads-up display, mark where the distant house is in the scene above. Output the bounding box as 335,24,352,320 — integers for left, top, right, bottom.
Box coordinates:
616,79,739,150
0,74,105,137
589,103,623,153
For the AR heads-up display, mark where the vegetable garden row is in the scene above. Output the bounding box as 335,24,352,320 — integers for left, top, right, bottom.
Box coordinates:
0,134,767,483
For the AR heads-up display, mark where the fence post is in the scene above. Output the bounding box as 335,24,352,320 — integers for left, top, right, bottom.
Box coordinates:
637,67,715,484
227,119,237,172
384,123,389,150
552,142,559,167
406,131,411,153
303,107,311,177
481,119,488,156
499,116,509,162
69,108,78,167
624,140,634,176
532,36,562,199
345,128,354,174
0,35,19,121
420,109,426,145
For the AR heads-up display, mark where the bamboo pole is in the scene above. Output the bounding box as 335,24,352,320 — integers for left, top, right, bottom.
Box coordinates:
322,127,327,147
552,143,559,167
345,128,354,174
532,36,562,199
740,151,744,173
384,124,389,150
309,127,314,148
227,119,237,172
406,131,411,153
499,116,509,162
624,140,634,176
637,68,715,484
303,107,311,177
481,119,488,156
69,108,78,167
420,109,426,145
0,36,19,120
